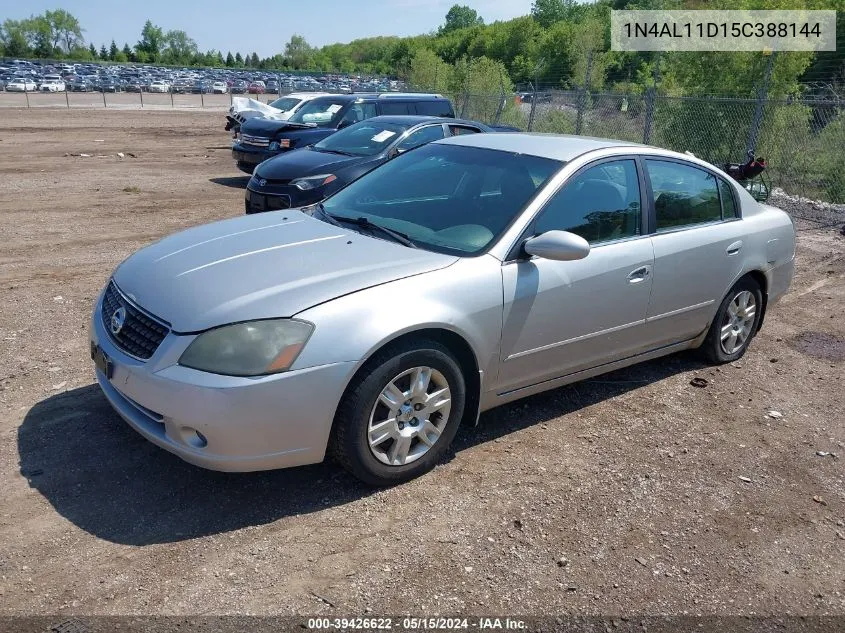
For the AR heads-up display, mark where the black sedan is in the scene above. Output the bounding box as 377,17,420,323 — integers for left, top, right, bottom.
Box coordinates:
244,116,499,214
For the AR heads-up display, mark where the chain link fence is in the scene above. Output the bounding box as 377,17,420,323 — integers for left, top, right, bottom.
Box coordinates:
456,89,845,205
3,84,843,205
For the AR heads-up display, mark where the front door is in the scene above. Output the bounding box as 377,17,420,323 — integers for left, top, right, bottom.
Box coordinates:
497,158,655,393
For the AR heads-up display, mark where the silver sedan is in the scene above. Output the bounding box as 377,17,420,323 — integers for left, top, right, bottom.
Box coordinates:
90,133,795,485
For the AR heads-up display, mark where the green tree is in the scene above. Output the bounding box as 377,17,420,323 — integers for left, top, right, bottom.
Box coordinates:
99,44,108,59
162,29,198,64
531,0,576,28
122,43,133,61
22,16,54,57
109,39,119,61
0,20,30,57
439,4,484,35
234,52,244,66
408,48,453,92
88,42,97,59
225,51,235,67
284,34,313,69
45,9,83,53
136,20,163,61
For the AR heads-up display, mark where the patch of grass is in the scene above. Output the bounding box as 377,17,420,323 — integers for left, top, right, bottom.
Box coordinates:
122,186,141,193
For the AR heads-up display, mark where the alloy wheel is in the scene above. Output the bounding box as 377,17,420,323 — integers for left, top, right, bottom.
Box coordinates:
367,366,452,467
720,290,757,355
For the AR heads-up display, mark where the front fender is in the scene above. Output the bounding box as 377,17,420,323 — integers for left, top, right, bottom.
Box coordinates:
291,255,505,396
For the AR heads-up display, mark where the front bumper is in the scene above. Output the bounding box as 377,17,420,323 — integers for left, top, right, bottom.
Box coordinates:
232,143,280,170
244,184,320,214
91,295,356,472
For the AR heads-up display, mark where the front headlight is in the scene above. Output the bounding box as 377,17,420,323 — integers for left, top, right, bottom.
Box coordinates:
179,319,313,377
291,173,337,191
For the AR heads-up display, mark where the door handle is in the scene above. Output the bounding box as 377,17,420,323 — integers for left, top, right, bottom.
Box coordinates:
627,265,651,284
726,240,743,255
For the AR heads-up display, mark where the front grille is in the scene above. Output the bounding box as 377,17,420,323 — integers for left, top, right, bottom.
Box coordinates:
245,189,291,214
100,281,169,360
241,134,270,147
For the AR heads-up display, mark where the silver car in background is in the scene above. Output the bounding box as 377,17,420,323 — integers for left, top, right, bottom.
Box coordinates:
90,134,795,485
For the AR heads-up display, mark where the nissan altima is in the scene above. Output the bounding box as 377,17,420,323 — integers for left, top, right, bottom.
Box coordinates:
90,134,795,485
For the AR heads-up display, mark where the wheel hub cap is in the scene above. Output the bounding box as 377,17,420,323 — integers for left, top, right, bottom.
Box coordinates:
720,290,756,355
367,366,452,467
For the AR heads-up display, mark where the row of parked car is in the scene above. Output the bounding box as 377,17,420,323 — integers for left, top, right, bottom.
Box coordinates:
0,59,406,95
226,92,519,214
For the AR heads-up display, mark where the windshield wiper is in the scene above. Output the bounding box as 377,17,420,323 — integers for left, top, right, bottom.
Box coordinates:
312,147,356,157
326,212,417,248
314,202,342,226
282,121,318,128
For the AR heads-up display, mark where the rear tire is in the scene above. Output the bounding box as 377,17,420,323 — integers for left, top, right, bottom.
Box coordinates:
330,340,466,486
700,277,763,364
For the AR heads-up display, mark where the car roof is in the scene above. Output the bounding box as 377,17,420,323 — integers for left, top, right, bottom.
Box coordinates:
436,132,643,161
363,115,489,128
307,93,448,103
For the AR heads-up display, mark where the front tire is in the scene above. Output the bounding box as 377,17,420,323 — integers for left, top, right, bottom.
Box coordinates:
331,340,466,486
700,277,763,364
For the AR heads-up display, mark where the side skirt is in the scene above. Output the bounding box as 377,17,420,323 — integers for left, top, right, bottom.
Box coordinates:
480,335,704,412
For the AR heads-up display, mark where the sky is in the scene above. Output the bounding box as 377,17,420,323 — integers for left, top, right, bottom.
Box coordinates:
0,0,535,57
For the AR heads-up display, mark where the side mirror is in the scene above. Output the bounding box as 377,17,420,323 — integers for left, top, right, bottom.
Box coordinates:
522,230,590,262
338,119,353,129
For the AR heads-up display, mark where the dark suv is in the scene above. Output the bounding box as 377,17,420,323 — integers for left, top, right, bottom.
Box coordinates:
231,93,454,173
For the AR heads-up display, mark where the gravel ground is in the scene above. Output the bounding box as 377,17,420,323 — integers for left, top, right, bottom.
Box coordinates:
0,109,843,618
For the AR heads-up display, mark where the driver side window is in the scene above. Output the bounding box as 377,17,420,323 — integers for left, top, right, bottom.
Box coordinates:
533,159,642,244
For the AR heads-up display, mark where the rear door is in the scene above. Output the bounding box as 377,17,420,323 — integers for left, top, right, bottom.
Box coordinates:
641,158,747,347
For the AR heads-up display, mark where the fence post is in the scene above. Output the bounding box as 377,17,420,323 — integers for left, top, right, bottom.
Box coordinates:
102,89,107,108
527,82,537,131
575,51,593,136
201,90,204,108
140,88,144,108
643,54,661,144
65,87,69,109
170,89,174,108
494,88,505,125
745,51,777,156
25,85,30,108
493,69,506,125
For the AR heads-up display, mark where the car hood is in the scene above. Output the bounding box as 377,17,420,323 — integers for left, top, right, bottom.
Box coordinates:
241,117,331,137
255,147,364,179
112,211,457,333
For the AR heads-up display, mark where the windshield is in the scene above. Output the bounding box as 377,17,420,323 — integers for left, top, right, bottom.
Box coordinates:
288,98,348,126
314,121,408,157
321,144,563,255
269,97,301,112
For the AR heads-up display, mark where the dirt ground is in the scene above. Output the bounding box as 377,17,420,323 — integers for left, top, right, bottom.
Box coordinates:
0,108,843,618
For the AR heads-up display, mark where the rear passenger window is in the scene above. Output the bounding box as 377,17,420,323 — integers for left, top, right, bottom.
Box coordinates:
534,159,642,243
415,101,455,117
380,102,412,115
719,179,738,218
646,160,722,231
